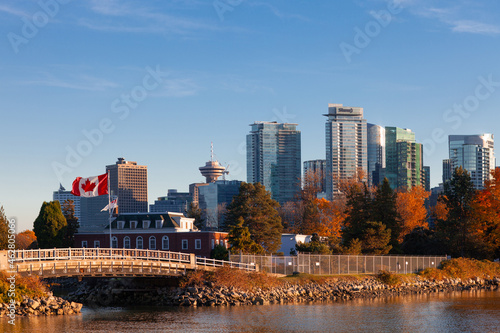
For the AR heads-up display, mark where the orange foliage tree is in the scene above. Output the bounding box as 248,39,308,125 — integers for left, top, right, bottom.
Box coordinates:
315,198,346,238
395,186,430,243
470,169,500,259
16,230,37,249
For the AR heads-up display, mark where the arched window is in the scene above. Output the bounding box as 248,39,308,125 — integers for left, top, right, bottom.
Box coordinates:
124,236,130,249
136,236,143,249
162,236,169,250
149,236,156,250
111,236,118,248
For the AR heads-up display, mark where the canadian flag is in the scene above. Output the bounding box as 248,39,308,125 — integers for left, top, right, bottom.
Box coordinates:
101,198,118,212
71,174,108,197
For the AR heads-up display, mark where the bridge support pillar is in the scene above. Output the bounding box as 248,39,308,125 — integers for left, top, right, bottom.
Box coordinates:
190,253,196,267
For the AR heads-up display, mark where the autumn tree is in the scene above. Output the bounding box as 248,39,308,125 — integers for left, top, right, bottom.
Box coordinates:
436,167,476,257
0,206,10,250
16,230,37,250
186,202,204,230
316,198,346,239
278,201,302,232
396,186,430,242
470,168,500,259
224,182,283,254
33,201,67,248
292,169,323,235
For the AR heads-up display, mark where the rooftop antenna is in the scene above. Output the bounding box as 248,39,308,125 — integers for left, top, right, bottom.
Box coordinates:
210,142,214,162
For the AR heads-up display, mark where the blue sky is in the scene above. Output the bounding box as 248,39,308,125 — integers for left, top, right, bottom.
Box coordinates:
1,0,499,231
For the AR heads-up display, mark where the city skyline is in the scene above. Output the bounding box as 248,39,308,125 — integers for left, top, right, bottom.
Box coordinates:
1,1,500,231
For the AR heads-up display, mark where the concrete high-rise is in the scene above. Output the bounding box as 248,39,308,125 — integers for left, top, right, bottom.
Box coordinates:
385,127,425,190
448,134,495,189
367,124,386,187
324,104,367,198
247,121,301,204
106,158,148,213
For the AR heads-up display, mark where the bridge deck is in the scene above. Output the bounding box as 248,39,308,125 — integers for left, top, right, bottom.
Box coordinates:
9,248,256,278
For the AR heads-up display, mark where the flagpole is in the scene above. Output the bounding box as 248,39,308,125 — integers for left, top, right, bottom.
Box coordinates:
108,170,112,250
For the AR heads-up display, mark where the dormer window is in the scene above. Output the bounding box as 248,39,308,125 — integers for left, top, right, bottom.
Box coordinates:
155,220,163,229
143,220,150,229
130,221,137,229
117,221,125,230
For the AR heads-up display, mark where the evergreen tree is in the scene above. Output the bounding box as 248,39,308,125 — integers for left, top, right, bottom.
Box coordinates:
0,206,10,250
342,182,372,247
33,201,67,248
361,221,392,254
372,178,400,251
436,166,476,257
224,182,283,253
61,199,79,247
227,217,264,254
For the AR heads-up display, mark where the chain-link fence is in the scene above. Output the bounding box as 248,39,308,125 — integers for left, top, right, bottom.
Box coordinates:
229,253,448,275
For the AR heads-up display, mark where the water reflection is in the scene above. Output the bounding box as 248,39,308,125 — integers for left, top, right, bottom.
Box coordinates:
2,290,499,333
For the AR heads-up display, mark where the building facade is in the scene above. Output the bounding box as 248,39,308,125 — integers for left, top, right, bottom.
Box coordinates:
448,134,495,189
198,180,242,230
74,212,228,258
303,159,326,195
385,127,425,190
367,123,386,187
53,185,81,220
324,104,367,198
106,158,148,213
150,189,191,214
247,121,301,204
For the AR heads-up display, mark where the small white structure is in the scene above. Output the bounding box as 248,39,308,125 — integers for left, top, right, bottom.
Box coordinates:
279,234,312,255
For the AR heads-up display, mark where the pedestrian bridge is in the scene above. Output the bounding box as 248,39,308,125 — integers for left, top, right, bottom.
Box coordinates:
8,248,257,278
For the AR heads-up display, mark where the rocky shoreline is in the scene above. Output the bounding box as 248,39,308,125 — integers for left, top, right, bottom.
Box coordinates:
0,294,83,318
65,275,500,308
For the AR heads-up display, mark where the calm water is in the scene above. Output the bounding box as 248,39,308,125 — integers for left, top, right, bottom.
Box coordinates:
2,290,500,333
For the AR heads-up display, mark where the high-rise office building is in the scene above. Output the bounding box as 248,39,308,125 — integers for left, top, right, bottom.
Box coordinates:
385,127,424,190
198,180,242,230
149,189,191,213
324,104,367,198
367,123,386,187
442,159,453,184
106,158,148,213
53,184,81,220
303,159,327,194
247,121,301,203
423,166,431,192
448,134,495,189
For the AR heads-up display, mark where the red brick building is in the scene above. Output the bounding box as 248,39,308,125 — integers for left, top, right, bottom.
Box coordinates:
74,212,227,258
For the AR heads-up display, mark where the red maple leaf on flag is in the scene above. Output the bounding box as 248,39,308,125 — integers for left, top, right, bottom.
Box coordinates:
81,179,96,193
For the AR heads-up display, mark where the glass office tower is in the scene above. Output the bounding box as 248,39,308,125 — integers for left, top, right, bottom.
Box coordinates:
448,134,495,189
247,121,301,204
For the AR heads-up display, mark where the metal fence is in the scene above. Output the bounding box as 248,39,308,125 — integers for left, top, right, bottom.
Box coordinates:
229,253,448,275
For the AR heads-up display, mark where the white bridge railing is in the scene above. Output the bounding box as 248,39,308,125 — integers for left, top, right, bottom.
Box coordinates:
12,248,258,275
14,248,192,264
